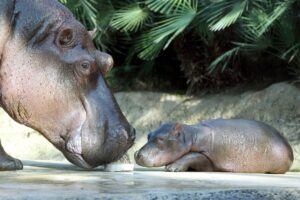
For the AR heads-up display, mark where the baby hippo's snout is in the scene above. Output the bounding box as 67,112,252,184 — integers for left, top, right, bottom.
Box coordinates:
134,149,154,167
134,151,142,164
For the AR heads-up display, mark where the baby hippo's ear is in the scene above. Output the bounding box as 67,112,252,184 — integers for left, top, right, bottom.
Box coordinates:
172,123,183,137
147,132,154,140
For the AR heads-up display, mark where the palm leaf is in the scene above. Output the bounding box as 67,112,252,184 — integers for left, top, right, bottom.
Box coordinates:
135,2,197,60
208,47,240,73
256,1,293,37
111,4,150,32
200,0,248,31
145,0,193,14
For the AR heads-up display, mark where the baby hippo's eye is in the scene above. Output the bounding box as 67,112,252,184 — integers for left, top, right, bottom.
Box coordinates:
155,137,164,143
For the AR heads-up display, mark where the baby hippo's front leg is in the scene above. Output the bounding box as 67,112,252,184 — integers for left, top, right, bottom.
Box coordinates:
165,152,214,172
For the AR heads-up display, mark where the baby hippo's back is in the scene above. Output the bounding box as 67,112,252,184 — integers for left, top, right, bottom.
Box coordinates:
200,119,293,173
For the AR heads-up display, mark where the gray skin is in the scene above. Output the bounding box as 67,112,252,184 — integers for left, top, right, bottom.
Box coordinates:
135,119,294,173
0,0,136,171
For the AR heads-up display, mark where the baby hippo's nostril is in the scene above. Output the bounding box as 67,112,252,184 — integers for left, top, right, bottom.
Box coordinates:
134,151,141,160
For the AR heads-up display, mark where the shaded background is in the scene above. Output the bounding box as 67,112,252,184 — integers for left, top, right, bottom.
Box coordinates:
59,0,298,94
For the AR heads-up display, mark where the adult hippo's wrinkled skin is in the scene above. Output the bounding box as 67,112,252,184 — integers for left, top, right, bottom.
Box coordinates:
135,119,293,173
0,0,135,170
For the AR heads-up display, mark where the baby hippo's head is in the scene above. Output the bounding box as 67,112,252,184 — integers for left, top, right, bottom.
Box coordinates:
135,123,191,167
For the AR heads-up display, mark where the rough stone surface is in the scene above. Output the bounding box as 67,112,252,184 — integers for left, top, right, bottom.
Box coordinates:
0,161,299,200
0,82,299,171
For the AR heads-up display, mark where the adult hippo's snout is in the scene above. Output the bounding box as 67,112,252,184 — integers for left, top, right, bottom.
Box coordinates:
60,53,136,169
0,0,135,170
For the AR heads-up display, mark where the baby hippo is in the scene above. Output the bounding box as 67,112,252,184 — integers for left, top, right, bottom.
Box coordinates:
135,119,293,173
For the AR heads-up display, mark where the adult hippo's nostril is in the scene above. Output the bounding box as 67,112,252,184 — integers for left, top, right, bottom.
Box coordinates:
130,127,136,141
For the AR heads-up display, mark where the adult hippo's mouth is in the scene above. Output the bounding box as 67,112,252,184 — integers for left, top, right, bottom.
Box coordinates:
63,126,136,169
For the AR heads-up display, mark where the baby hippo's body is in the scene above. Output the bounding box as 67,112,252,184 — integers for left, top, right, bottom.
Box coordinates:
135,119,293,173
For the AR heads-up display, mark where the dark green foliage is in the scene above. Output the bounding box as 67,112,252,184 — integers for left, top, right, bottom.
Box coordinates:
60,0,299,93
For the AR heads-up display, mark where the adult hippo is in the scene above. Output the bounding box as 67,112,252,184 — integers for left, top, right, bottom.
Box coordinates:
0,0,135,170
135,119,293,173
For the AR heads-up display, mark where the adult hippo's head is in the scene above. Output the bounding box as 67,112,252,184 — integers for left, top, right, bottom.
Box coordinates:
0,0,135,168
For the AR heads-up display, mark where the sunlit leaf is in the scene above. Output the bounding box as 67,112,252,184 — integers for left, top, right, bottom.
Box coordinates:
111,4,150,32
136,2,197,60
146,0,192,14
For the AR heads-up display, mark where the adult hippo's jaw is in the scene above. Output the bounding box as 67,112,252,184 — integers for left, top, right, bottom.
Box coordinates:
0,0,135,169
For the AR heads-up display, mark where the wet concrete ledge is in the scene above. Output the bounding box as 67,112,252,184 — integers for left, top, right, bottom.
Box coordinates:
0,160,299,200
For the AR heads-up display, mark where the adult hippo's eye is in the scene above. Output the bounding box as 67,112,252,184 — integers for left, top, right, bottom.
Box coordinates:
57,28,75,48
77,60,92,75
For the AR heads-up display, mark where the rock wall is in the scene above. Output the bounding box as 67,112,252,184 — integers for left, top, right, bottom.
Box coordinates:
0,82,299,171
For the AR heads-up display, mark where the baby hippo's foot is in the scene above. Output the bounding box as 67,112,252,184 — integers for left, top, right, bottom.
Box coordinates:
0,155,23,171
165,162,189,172
165,153,214,172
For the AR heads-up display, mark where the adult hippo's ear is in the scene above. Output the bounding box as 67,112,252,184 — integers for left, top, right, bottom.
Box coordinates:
95,51,114,76
88,29,97,39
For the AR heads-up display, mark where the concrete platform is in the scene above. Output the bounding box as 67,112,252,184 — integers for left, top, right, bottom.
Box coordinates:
0,161,299,200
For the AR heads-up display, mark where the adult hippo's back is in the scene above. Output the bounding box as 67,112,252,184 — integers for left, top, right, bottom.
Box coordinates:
0,0,135,170
135,119,293,173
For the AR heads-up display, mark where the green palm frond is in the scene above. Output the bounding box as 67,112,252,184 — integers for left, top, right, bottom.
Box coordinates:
233,1,293,53
135,2,197,60
145,0,194,14
201,0,248,31
272,9,300,67
111,4,150,32
239,1,293,39
256,1,293,37
59,0,98,29
280,43,300,62
77,0,98,28
208,47,240,73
